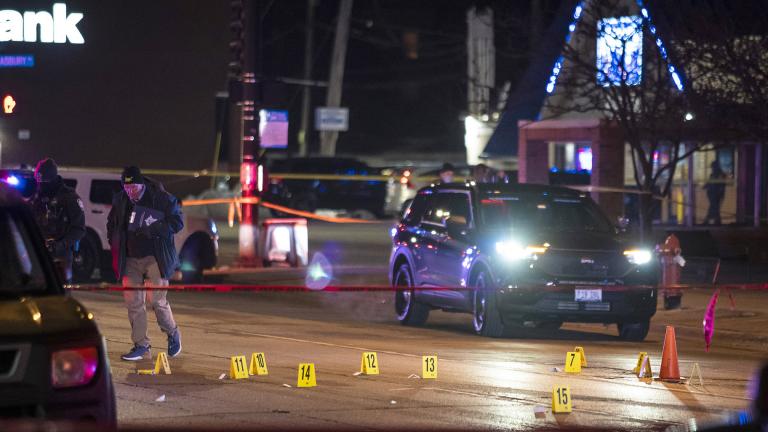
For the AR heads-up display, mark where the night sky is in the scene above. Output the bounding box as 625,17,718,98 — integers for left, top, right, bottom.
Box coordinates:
0,0,554,190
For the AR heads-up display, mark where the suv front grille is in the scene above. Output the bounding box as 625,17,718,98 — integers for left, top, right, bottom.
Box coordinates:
0,350,17,376
540,250,630,279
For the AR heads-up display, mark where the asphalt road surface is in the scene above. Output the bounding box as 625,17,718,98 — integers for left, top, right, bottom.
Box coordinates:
72,222,767,431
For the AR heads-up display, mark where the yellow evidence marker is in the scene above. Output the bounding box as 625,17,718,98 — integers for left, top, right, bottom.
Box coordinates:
552,385,573,413
297,363,317,387
573,346,587,367
422,355,437,379
564,351,581,373
360,352,380,375
230,355,249,379
633,352,648,374
637,354,653,379
249,352,268,376
137,352,171,375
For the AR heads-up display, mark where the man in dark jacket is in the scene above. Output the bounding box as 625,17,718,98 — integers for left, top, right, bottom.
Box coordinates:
30,158,85,283
107,166,184,361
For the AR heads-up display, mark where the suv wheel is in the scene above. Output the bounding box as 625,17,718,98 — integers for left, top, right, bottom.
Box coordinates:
72,234,98,282
617,320,650,341
472,271,506,338
393,263,429,326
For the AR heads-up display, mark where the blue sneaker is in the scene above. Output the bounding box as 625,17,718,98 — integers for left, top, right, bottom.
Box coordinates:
168,328,181,358
121,344,150,361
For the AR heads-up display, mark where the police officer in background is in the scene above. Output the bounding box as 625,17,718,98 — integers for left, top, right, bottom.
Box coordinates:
30,158,86,282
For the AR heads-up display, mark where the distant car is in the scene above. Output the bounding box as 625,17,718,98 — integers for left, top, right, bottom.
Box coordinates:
267,157,388,218
389,183,658,340
2,168,219,282
0,183,116,425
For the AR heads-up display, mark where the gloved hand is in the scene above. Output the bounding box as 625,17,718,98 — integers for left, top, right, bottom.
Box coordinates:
148,221,168,238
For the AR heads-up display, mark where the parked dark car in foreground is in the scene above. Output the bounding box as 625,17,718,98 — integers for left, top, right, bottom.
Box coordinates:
389,182,658,340
0,184,116,425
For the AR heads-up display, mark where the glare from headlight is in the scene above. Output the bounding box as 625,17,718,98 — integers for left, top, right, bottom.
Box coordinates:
495,241,547,261
624,249,653,265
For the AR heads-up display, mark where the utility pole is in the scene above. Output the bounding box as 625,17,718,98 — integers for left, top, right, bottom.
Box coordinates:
319,0,353,156
298,0,316,157
229,0,263,266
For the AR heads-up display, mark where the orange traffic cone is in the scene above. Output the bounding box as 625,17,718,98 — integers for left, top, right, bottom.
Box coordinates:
659,326,681,381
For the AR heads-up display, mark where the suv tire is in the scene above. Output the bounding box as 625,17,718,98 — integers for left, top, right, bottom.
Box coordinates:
472,271,506,338
617,320,650,341
393,263,429,326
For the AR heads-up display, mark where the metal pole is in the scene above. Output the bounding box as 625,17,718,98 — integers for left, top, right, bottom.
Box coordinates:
298,0,316,157
320,0,353,156
238,0,261,266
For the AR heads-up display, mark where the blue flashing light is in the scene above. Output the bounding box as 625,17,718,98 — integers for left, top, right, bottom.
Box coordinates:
634,0,685,92
569,23,576,32
640,8,649,18
4,175,20,186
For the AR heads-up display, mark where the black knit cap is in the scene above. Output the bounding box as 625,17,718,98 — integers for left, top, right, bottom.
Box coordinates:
121,166,144,185
34,158,58,182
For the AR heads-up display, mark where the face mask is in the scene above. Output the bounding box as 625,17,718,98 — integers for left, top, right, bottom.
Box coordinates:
123,184,146,202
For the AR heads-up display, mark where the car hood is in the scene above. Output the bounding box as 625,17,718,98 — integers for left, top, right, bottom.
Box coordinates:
0,295,96,336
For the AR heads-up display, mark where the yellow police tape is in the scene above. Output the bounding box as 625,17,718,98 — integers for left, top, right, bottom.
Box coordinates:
180,196,379,225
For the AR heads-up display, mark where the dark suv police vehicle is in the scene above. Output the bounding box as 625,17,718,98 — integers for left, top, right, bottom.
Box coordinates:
389,183,658,340
0,184,116,425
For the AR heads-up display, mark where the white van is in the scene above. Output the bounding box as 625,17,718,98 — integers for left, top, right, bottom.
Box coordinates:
59,171,219,282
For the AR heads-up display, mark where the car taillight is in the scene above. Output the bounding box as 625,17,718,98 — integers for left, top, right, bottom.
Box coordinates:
51,347,98,388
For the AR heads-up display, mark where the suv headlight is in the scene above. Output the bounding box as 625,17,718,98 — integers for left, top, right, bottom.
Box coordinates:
495,241,548,261
51,347,98,388
623,249,653,265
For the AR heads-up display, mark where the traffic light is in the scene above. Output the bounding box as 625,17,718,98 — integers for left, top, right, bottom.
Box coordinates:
3,94,16,114
229,0,245,79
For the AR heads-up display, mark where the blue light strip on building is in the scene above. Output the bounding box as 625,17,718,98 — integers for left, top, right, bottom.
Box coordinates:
546,2,585,94
545,0,684,94
636,0,684,91
0,55,35,68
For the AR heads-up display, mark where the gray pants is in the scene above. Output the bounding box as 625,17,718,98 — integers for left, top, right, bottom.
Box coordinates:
123,256,177,347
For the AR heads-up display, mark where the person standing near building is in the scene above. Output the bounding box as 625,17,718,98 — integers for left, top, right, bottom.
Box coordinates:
107,166,183,361
704,161,727,225
29,158,85,283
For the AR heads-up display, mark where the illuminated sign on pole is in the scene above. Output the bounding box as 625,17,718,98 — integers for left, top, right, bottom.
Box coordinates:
259,109,288,149
0,3,85,44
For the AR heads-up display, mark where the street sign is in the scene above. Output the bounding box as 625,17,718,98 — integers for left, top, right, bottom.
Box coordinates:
315,107,348,131
259,109,288,149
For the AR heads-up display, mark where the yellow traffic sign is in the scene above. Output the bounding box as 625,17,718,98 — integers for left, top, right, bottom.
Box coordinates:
249,352,268,376
552,385,572,413
633,352,648,374
360,352,379,375
297,363,317,387
154,352,171,375
422,355,437,379
574,346,587,367
230,355,249,379
564,351,581,373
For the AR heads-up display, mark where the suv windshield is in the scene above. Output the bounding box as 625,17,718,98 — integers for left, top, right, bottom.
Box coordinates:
0,208,49,296
480,194,614,233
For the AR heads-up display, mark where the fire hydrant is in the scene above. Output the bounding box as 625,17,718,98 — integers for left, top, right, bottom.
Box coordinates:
657,233,685,310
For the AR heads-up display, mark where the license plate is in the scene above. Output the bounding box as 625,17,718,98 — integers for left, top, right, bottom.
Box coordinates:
575,288,602,302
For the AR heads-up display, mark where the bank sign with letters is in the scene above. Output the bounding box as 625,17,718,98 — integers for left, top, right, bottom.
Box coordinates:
0,3,84,44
